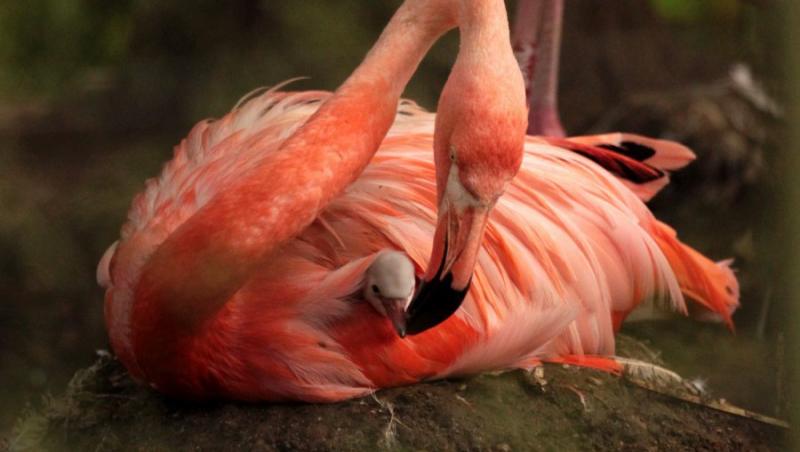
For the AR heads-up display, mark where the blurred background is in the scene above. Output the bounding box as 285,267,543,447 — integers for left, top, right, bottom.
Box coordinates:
0,0,791,438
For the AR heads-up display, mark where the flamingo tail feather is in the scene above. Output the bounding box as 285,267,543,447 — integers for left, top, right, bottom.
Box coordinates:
547,133,696,202
652,222,740,330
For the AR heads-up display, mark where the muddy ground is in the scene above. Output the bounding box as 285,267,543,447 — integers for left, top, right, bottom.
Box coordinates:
6,334,786,451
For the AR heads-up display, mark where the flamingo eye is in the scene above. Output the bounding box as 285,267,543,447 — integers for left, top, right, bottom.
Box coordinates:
372,284,380,294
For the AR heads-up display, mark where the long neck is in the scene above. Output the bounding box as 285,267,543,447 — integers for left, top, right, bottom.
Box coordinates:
459,0,514,45
433,0,523,201
132,2,454,346
342,2,455,100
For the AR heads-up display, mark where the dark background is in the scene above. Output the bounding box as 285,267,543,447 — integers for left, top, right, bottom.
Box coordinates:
0,0,790,436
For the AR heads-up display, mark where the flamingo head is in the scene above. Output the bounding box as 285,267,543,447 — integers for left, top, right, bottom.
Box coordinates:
363,251,417,336
403,77,527,337
406,23,528,334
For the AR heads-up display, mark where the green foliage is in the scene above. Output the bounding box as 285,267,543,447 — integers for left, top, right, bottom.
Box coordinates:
0,0,135,100
0,1,448,108
649,0,740,22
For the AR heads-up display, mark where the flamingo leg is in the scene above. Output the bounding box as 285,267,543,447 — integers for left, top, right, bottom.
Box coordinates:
512,0,566,137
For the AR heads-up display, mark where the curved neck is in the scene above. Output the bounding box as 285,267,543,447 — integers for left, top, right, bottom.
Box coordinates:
434,0,521,200
406,0,526,335
458,0,513,48
342,1,456,100
132,1,456,347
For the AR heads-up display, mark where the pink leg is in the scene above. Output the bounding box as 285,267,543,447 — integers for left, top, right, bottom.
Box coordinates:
512,0,545,102
512,0,566,137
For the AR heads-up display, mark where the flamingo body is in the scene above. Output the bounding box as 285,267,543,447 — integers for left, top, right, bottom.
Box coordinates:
99,89,738,402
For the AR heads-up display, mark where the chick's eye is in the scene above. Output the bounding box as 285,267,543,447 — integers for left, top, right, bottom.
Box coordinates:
371,284,380,294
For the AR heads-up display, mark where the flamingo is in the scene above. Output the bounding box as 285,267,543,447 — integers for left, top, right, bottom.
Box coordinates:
97,0,739,402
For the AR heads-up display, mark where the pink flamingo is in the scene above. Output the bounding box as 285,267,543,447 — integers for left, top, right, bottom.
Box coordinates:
97,0,739,402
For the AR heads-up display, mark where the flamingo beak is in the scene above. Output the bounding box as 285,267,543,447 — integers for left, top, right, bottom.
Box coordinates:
403,201,490,336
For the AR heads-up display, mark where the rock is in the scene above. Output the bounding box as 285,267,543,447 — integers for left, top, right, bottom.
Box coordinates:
6,336,786,451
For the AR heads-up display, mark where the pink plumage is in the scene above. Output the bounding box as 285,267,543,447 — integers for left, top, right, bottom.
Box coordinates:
97,0,739,402
98,88,738,402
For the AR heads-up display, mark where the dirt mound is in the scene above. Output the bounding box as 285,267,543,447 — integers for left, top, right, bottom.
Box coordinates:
8,335,786,451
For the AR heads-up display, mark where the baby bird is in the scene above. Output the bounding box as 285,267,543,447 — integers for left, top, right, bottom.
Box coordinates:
363,251,417,337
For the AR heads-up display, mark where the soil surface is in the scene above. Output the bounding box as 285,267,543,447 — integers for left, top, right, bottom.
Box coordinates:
7,335,786,451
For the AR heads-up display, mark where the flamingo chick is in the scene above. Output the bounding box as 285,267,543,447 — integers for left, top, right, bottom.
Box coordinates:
363,251,416,337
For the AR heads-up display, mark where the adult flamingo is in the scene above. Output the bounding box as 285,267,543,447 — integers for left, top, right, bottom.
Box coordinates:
98,0,739,402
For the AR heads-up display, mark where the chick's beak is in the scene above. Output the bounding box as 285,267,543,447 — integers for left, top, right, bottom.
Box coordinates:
381,298,408,338
403,200,490,336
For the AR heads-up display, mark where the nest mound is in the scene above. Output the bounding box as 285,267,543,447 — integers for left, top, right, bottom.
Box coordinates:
8,335,785,451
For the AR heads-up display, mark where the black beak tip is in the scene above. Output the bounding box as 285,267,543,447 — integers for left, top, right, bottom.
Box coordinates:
403,273,470,336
